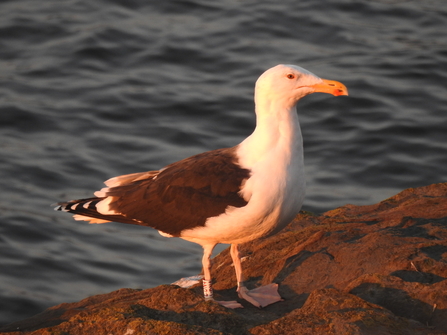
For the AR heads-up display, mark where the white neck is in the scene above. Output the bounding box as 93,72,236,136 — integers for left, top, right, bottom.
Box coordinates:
237,97,303,169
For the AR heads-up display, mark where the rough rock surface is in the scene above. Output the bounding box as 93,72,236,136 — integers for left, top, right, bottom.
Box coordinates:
1,183,447,334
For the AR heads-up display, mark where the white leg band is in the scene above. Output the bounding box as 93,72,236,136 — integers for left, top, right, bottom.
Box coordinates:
203,279,213,300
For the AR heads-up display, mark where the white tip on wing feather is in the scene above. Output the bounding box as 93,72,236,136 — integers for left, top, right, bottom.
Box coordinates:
93,188,108,197
158,230,174,238
104,171,159,187
96,196,120,215
95,171,160,197
82,201,92,209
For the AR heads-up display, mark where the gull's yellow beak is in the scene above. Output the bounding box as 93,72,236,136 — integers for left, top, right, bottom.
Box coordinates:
311,79,348,96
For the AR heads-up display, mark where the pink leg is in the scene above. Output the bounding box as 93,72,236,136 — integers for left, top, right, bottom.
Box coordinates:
230,243,244,286
230,244,283,308
202,244,215,300
202,244,243,308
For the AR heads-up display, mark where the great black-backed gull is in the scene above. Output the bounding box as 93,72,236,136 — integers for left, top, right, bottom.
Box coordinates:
55,64,348,308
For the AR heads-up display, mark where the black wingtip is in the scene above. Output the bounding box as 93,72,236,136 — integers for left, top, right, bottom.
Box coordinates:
51,202,65,211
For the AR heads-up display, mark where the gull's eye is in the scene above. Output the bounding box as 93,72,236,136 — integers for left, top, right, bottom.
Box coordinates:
286,73,295,79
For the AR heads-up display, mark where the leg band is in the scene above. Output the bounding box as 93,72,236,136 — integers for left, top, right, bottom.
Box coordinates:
203,279,213,300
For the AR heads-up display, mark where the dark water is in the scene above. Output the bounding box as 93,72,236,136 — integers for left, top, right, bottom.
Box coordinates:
1,0,446,325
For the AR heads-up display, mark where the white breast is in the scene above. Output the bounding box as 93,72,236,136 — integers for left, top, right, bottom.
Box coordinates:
181,109,305,245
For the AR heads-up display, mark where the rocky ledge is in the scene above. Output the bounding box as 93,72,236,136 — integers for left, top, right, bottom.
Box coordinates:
1,183,447,334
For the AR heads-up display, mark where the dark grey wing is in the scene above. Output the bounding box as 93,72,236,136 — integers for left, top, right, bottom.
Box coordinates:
81,147,251,236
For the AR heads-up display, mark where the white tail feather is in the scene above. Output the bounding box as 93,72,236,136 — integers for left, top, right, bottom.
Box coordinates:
73,214,110,224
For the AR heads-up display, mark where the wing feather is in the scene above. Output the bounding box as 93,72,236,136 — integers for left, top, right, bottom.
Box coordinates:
57,147,251,236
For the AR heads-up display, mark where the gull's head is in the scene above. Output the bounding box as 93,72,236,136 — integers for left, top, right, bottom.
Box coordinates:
255,64,348,108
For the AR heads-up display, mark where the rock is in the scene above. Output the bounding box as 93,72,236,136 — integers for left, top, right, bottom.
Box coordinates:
1,183,447,334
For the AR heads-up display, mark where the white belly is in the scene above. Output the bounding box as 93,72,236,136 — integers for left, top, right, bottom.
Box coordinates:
181,144,305,245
